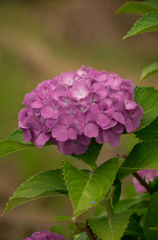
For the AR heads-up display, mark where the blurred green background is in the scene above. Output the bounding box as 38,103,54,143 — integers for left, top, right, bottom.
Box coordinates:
0,0,158,239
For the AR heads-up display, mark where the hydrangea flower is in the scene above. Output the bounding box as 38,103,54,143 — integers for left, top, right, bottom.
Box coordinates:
23,230,71,240
18,65,143,155
133,169,158,193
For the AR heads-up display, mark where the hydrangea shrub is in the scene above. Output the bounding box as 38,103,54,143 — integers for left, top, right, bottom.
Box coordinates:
1,2,158,240
18,65,143,155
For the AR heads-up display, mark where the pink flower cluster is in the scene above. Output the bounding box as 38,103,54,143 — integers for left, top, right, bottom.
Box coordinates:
23,230,71,240
133,169,158,193
18,65,143,155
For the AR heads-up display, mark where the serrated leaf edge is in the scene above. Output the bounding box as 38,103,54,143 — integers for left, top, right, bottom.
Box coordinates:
123,11,158,39
86,210,131,240
1,169,68,216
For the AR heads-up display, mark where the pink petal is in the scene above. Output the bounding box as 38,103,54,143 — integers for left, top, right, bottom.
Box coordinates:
114,123,124,134
46,119,56,129
35,132,50,148
22,128,32,142
52,124,68,141
63,140,75,155
74,142,88,155
95,128,104,144
103,129,120,147
84,123,98,138
85,110,96,122
96,114,111,127
78,135,91,145
125,118,133,133
41,105,53,118
68,128,77,140
113,112,125,124
124,99,137,110
71,82,89,100
52,109,60,119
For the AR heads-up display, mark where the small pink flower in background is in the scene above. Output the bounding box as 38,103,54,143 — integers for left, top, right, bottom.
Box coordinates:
23,230,71,240
18,65,143,155
133,169,158,193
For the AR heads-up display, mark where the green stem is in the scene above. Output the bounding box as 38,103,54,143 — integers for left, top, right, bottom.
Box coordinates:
92,163,97,171
102,197,114,219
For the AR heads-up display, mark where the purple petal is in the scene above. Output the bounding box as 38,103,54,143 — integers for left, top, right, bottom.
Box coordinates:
74,142,88,155
52,124,68,141
102,119,117,130
71,82,89,100
95,128,104,144
85,110,97,122
96,114,111,127
41,105,53,118
63,140,75,155
46,119,56,129
31,98,44,108
68,128,77,140
22,128,32,142
52,109,60,119
113,112,125,124
18,108,27,121
98,102,108,111
125,118,133,133
103,129,120,147
124,99,137,110
114,123,124,134
113,101,124,112
58,142,64,154
34,132,50,148
78,134,91,145
84,123,98,138
59,72,75,86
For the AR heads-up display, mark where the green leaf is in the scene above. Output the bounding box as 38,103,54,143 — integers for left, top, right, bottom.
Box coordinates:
150,227,158,231
116,1,158,15
63,158,119,217
0,129,52,159
113,193,149,213
139,62,158,82
112,182,122,207
134,116,158,142
73,232,88,240
134,86,158,130
72,223,84,235
117,142,158,180
2,169,67,215
87,211,130,240
0,139,35,158
72,138,103,168
54,215,74,222
124,215,144,238
149,176,158,194
144,192,158,239
130,208,148,218
8,128,26,142
123,11,158,39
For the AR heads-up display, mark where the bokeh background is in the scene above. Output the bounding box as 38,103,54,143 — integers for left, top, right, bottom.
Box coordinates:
0,0,158,239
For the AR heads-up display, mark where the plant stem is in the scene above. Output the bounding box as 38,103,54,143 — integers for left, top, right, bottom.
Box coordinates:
92,163,97,171
133,172,151,194
102,197,114,219
75,222,83,232
83,223,97,240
